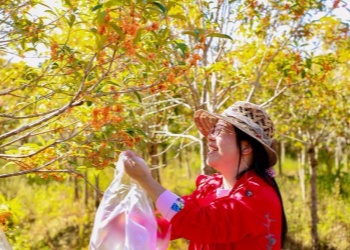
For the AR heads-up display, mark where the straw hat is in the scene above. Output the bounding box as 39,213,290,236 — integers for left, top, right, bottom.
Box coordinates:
194,101,278,167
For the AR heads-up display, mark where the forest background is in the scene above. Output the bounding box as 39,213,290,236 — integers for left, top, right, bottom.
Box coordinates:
0,0,349,249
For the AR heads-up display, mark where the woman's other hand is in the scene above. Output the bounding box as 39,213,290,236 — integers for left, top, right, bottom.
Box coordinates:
120,150,165,202
121,150,151,181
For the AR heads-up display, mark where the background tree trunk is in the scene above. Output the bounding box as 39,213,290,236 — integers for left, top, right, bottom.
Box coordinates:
84,171,89,207
74,176,80,201
308,146,319,250
148,142,161,184
94,174,100,209
298,148,306,201
278,140,285,175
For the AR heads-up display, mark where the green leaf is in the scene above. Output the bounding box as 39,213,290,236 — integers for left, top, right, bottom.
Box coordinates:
174,41,188,55
133,28,144,46
125,127,148,138
153,2,167,13
104,0,124,7
66,14,76,27
110,23,125,38
64,0,72,6
90,28,98,34
51,62,59,69
136,54,150,70
133,91,142,103
106,80,120,87
44,10,57,16
97,10,107,24
306,58,312,69
168,14,186,20
92,4,103,11
37,135,46,146
76,166,87,171
95,34,107,50
68,160,78,166
182,31,196,36
207,32,233,40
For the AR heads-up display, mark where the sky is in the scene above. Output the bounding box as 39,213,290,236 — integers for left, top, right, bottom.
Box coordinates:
4,0,62,66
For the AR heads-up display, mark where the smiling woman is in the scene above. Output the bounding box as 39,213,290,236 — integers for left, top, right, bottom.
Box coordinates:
122,101,288,250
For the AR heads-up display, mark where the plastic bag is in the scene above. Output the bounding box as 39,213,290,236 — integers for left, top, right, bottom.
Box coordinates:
0,229,12,250
89,155,170,250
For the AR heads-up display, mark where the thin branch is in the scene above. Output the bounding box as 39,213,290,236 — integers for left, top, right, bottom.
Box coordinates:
0,83,32,96
0,155,65,178
0,126,87,159
0,117,60,149
260,86,288,108
157,128,201,144
144,103,181,116
0,120,79,149
278,133,306,144
0,53,87,142
93,80,163,97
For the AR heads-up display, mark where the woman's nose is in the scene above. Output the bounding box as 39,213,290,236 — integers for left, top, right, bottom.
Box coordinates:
207,133,216,141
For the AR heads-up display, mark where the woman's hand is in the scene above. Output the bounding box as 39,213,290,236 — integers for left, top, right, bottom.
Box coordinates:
120,150,166,202
121,150,151,182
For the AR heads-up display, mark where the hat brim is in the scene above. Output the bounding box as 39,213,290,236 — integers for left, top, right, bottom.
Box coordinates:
194,109,277,167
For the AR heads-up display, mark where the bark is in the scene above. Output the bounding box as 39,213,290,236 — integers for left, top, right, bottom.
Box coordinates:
162,143,167,167
95,174,100,208
298,147,306,201
344,149,348,171
84,171,89,207
74,176,80,201
278,140,285,175
148,142,161,184
308,146,319,250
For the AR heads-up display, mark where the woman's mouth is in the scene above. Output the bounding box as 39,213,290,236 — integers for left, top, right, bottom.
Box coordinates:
208,145,218,154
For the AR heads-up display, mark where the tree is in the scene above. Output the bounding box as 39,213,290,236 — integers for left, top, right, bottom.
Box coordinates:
271,12,350,249
0,0,185,181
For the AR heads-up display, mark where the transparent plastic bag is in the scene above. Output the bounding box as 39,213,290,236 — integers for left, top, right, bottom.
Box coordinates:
0,229,12,250
89,156,170,250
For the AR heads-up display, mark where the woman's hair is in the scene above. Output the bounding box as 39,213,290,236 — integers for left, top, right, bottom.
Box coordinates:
234,126,288,248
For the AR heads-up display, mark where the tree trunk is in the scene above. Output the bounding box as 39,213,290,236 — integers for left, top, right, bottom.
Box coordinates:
148,142,161,184
74,176,80,201
344,148,348,171
200,136,215,175
95,174,100,208
278,140,285,175
162,143,167,167
308,146,319,250
297,148,306,201
84,171,89,207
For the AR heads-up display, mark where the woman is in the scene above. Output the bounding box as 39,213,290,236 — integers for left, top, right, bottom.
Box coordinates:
122,101,288,249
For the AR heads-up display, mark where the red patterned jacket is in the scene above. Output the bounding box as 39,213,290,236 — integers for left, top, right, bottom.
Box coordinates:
164,171,282,249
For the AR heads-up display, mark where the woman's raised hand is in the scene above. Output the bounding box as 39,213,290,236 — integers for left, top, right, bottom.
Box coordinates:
121,150,152,181
120,150,166,202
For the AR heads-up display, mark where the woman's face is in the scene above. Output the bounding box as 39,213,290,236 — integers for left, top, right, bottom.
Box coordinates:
206,120,241,174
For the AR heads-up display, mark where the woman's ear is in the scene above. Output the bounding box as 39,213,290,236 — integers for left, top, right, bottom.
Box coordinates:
241,141,253,155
